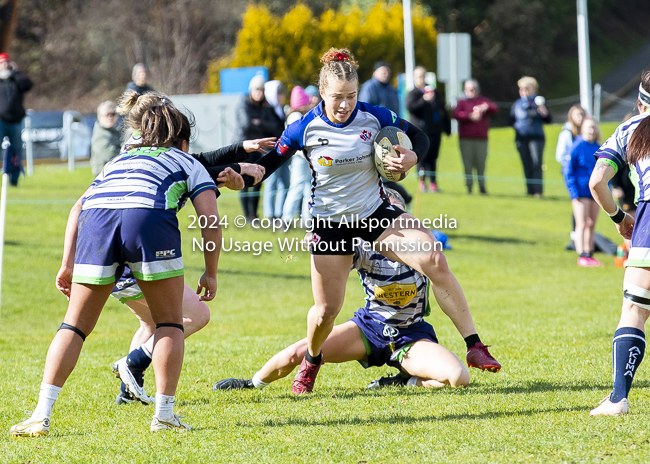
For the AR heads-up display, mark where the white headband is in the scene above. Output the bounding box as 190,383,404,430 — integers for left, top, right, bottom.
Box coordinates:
639,83,650,107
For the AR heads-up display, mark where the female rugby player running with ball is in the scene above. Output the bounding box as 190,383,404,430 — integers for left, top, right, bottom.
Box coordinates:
588,70,650,416
251,48,500,394
11,92,220,436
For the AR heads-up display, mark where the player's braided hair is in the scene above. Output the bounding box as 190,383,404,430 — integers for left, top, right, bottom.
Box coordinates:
628,69,650,165
117,90,191,150
318,47,358,90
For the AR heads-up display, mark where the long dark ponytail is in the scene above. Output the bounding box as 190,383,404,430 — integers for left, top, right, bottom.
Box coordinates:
627,70,650,165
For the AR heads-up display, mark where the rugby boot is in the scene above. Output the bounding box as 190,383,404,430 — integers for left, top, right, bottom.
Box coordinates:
112,357,154,404
10,417,50,437
466,342,501,372
590,395,629,416
213,378,254,391
150,413,191,432
366,372,409,389
292,356,324,394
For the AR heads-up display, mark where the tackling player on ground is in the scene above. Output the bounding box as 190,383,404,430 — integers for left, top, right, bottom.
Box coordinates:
215,189,470,391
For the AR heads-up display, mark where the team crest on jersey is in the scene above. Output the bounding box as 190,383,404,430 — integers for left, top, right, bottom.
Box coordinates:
374,282,417,306
359,130,372,142
318,156,333,167
276,140,291,156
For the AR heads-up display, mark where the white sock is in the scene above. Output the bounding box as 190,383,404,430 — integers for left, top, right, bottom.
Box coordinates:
406,376,419,387
32,383,62,419
141,345,152,358
155,393,175,419
252,372,269,389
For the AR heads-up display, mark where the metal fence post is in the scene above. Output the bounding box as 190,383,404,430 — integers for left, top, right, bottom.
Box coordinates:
24,115,34,176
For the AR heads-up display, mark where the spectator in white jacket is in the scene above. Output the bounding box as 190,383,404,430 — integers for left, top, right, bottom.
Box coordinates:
555,104,585,165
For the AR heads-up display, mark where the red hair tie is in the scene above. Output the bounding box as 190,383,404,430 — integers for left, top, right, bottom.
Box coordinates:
333,52,348,61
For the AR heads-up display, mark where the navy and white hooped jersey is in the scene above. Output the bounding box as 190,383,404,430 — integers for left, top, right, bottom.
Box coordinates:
83,142,216,212
596,112,650,202
353,243,430,328
277,101,407,221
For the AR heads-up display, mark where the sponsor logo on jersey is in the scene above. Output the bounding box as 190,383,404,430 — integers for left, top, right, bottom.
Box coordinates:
156,249,176,258
374,282,417,306
277,140,292,156
390,111,397,123
318,156,333,167
359,130,372,142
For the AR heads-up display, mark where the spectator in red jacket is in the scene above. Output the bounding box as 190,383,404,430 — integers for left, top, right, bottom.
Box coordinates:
453,79,498,195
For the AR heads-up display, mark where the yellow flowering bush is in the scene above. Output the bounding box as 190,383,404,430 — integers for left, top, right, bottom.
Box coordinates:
205,1,437,93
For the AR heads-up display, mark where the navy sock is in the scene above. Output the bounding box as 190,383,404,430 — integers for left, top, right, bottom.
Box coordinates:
305,351,322,365
127,347,152,371
120,381,128,395
464,334,481,349
610,327,646,403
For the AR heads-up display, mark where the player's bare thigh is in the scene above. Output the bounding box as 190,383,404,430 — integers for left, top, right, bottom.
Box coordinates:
400,339,469,388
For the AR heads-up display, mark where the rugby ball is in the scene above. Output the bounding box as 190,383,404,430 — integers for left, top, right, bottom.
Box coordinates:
373,126,412,182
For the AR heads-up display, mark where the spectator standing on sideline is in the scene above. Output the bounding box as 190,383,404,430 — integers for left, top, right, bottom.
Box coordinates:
555,104,585,166
90,101,121,175
262,80,289,218
359,62,400,116
233,75,285,221
453,79,498,195
509,76,551,198
126,63,154,95
563,118,602,267
305,85,321,108
0,52,32,186
407,66,450,193
282,86,314,224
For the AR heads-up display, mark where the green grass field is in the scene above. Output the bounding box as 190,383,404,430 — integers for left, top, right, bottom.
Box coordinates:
2,122,650,463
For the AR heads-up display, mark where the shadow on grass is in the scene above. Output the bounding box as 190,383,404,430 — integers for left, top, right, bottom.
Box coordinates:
232,405,593,428
446,233,536,245
213,379,645,405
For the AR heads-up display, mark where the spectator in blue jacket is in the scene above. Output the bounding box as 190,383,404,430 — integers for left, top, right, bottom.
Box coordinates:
563,118,601,267
509,76,551,197
0,53,33,186
359,62,400,116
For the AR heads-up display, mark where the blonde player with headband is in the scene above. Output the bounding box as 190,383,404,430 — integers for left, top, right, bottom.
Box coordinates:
588,70,650,416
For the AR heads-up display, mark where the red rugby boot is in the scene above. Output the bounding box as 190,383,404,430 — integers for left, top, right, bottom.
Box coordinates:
292,356,324,394
466,342,501,372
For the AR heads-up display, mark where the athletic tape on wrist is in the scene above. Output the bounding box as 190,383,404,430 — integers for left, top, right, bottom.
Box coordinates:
608,207,626,224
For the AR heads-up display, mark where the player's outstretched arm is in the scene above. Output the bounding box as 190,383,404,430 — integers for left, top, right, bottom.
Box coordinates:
589,160,635,239
192,189,220,301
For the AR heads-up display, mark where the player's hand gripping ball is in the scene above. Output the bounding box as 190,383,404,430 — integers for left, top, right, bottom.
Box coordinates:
373,126,413,182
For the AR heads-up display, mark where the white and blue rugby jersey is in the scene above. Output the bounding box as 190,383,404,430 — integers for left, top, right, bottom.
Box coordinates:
83,144,216,211
353,243,430,328
277,101,407,221
596,112,650,202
